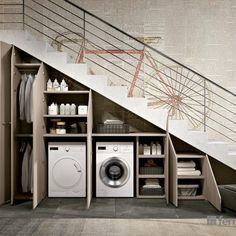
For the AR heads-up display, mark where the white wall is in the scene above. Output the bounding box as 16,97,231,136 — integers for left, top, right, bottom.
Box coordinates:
71,0,236,90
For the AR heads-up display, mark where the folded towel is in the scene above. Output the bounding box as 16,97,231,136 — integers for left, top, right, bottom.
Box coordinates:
142,184,162,189
104,119,123,124
177,167,196,171
145,178,160,185
177,160,196,168
178,170,201,176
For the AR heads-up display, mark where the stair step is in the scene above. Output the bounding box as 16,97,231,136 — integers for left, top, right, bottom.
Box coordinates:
44,51,69,64
64,63,88,75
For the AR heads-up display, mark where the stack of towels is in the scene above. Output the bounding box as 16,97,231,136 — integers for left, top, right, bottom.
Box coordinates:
177,160,201,176
142,179,162,189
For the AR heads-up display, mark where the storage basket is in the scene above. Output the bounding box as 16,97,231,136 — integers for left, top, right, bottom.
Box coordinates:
97,123,129,133
140,166,164,175
140,187,164,196
178,184,199,196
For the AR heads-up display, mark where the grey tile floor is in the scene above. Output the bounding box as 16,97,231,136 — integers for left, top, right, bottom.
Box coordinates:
0,198,235,219
0,199,236,236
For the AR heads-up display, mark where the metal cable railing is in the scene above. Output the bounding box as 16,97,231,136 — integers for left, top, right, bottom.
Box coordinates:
1,0,236,144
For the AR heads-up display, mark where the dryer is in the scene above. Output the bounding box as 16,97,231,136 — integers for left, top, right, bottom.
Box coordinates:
96,142,134,197
48,142,86,197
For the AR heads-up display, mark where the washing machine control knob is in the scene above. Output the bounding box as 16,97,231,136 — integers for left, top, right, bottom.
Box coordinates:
65,147,70,152
113,146,118,152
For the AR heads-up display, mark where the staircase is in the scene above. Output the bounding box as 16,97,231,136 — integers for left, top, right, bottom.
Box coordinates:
0,0,236,170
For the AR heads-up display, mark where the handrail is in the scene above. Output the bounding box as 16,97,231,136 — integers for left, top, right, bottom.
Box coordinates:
65,0,236,98
0,0,235,144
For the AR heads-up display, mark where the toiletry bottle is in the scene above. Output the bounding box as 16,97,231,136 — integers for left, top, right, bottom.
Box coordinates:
60,104,65,115
47,79,53,91
156,142,162,155
151,142,157,155
53,79,60,91
70,104,76,115
65,103,71,115
61,79,68,91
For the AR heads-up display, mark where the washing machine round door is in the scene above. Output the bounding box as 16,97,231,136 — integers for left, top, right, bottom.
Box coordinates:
100,157,130,188
52,157,82,189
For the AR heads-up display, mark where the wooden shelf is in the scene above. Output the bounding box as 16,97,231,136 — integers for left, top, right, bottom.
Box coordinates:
178,195,205,200
15,63,41,69
176,153,205,159
137,195,165,199
138,174,165,178
138,154,165,158
43,114,87,118
14,193,33,201
92,133,166,137
43,90,89,94
15,134,33,138
177,175,204,179
43,134,87,138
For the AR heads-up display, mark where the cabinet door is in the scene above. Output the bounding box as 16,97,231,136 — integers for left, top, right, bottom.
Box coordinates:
33,63,47,208
0,42,12,205
168,135,178,207
87,90,93,208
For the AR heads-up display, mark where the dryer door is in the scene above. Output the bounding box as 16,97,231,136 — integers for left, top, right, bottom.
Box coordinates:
100,157,130,188
52,157,82,189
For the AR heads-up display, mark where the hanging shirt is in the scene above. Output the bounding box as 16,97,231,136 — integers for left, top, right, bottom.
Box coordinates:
29,148,33,194
24,74,34,123
19,74,27,120
21,143,32,193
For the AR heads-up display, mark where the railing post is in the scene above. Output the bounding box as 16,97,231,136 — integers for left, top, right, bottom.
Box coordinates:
22,0,25,30
83,11,85,62
204,79,206,132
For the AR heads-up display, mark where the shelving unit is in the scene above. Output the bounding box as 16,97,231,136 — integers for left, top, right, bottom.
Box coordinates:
169,135,221,210
41,64,93,208
136,134,168,203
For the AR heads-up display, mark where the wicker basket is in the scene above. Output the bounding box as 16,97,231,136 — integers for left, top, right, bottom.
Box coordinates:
140,187,164,196
140,166,164,175
97,123,129,133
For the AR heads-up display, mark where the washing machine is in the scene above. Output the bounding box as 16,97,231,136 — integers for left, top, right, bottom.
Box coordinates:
96,142,134,197
48,142,86,197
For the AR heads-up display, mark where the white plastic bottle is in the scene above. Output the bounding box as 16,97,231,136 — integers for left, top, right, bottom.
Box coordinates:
70,104,76,115
53,79,60,91
65,103,71,115
151,142,157,155
47,79,53,91
60,104,65,115
60,79,68,91
156,142,162,155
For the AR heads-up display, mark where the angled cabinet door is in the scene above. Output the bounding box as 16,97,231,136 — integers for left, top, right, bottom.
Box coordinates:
87,90,93,208
32,63,47,208
168,135,178,207
0,42,12,205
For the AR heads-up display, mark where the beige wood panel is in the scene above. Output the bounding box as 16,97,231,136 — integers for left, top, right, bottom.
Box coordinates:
0,42,12,205
32,63,47,209
168,135,178,207
11,46,23,204
164,136,169,204
203,155,221,211
136,137,139,197
87,90,93,208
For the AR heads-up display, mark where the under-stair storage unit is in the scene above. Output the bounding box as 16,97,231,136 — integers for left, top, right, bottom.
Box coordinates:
11,46,47,208
136,134,168,203
169,135,221,211
0,42,12,205
40,64,93,208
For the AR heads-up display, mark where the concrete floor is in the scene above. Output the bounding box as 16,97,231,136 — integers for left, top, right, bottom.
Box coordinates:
0,198,236,235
